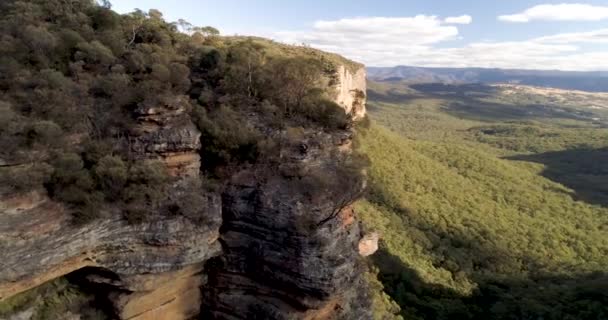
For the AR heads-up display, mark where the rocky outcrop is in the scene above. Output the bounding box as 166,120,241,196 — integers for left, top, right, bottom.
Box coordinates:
197,63,370,319
0,63,370,319
131,96,202,177
334,66,367,120
0,97,221,319
0,189,221,304
202,126,371,319
101,263,206,320
358,233,379,257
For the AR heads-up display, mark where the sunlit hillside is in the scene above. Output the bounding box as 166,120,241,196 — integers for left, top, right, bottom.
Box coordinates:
359,81,608,320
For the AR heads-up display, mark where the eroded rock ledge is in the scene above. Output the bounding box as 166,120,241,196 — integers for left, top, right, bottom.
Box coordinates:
0,65,370,320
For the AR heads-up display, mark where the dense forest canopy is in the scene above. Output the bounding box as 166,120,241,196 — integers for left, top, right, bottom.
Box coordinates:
0,0,364,224
361,80,608,320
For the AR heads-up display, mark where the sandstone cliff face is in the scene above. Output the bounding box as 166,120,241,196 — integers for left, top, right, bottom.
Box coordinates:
0,64,370,320
0,100,221,319
333,66,367,120
131,96,202,178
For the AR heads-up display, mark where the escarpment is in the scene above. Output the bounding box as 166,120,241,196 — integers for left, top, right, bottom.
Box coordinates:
0,6,371,315
203,128,371,319
0,101,223,319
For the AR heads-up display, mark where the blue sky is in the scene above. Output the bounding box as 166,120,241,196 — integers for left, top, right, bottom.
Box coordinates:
111,1,608,70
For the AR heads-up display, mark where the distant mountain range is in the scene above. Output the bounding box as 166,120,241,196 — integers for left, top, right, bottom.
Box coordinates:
367,66,608,92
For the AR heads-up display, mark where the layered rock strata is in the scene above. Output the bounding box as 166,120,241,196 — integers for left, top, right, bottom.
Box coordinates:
202,131,372,319
0,64,370,320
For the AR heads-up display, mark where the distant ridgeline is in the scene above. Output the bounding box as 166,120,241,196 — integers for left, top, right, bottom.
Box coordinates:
368,66,608,92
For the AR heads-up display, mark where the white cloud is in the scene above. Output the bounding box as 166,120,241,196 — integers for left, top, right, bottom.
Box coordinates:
267,16,608,71
534,28,608,43
444,15,473,24
276,16,459,46
498,3,608,23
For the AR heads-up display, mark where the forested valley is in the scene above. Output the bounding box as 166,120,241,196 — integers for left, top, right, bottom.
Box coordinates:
361,80,608,320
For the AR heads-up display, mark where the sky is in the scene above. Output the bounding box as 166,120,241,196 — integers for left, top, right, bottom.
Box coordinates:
111,1,608,71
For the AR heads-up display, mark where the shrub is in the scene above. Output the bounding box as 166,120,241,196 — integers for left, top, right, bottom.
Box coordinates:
47,153,104,223
193,105,260,168
71,195,103,225
0,102,27,161
0,163,53,195
123,200,148,224
75,40,116,66
127,161,169,186
301,98,351,130
94,155,128,199
27,120,63,148
175,190,209,223
82,140,114,166
120,161,169,224
49,154,94,193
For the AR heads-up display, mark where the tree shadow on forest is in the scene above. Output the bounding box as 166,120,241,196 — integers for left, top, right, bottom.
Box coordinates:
439,96,595,123
372,246,608,320
367,88,423,105
370,82,596,123
507,148,608,207
368,206,608,320
409,83,499,98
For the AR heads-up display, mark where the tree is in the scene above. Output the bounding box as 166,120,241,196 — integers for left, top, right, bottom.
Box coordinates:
200,26,220,37
125,9,147,48
263,57,324,115
223,41,267,101
94,155,128,199
98,0,112,9
176,18,193,33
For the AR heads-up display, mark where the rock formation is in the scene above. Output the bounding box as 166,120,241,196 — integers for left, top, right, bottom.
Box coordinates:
202,130,371,319
334,66,367,120
358,233,379,257
0,64,370,320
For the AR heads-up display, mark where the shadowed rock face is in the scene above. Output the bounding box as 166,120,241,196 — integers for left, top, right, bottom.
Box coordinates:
198,64,371,320
0,64,369,320
202,133,372,319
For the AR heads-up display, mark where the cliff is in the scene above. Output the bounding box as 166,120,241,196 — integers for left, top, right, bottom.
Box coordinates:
0,101,222,319
334,66,367,120
203,129,370,319
0,61,372,319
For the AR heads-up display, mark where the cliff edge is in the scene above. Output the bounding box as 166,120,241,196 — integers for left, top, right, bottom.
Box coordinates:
0,58,371,319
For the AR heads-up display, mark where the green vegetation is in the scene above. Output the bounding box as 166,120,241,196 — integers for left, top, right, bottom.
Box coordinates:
361,81,608,319
220,36,364,75
469,123,608,153
0,0,360,223
0,278,106,320
0,0,192,222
